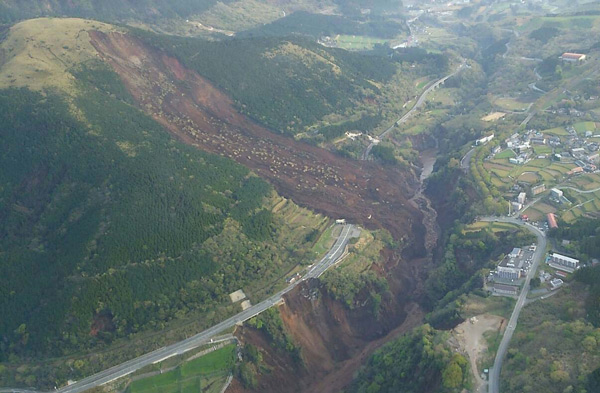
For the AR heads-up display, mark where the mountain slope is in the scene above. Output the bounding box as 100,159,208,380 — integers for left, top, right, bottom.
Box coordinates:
89,29,424,244
132,30,402,138
0,18,331,386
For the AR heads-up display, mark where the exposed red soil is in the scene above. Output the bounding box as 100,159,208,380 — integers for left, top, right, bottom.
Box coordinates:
88,31,424,247
230,280,425,393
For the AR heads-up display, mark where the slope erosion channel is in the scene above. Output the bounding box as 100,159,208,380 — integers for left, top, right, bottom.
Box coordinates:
88,30,440,393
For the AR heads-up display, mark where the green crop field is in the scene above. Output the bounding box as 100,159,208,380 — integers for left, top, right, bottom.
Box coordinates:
520,15,600,31
532,145,552,155
517,172,541,183
543,126,569,136
312,224,337,257
573,121,597,134
463,221,520,233
495,149,516,159
493,97,530,111
335,35,387,50
128,344,236,393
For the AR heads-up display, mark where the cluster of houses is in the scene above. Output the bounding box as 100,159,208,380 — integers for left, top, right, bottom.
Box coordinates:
489,248,581,297
498,126,599,173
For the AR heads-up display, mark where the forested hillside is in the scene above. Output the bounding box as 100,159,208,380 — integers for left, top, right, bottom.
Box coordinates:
346,324,470,393
132,31,444,139
133,31,400,137
0,75,324,376
239,11,407,39
0,0,224,23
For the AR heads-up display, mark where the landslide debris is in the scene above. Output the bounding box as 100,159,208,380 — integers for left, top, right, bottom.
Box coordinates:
89,31,425,247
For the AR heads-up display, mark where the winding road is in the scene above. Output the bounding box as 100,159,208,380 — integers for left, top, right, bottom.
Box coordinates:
1,224,357,393
480,217,546,393
556,185,600,194
361,64,464,160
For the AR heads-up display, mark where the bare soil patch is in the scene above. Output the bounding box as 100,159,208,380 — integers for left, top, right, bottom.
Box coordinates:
452,314,505,393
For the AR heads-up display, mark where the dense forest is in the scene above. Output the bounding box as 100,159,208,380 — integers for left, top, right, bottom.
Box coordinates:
239,11,407,39
347,324,470,393
0,78,321,374
550,218,600,260
501,280,600,393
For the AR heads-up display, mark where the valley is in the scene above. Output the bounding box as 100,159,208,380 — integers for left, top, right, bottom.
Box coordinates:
1,1,600,393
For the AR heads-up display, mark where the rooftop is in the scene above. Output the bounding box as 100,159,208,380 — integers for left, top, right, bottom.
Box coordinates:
561,52,586,60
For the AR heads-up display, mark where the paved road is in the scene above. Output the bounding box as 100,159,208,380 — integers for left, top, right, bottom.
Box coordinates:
556,185,600,194
2,224,356,393
460,147,476,172
361,64,463,160
480,217,546,393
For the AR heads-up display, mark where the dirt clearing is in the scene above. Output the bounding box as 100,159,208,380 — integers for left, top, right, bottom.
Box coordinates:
452,314,505,393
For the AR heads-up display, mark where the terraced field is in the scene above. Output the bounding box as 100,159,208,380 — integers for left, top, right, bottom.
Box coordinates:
128,344,236,393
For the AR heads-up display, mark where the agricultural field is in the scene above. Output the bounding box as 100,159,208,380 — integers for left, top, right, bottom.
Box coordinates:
563,174,600,191
543,126,570,137
521,205,546,221
493,97,531,112
426,88,457,106
518,15,600,31
517,171,542,184
463,221,520,234
481,112,506,122
335,34,387,50
532,145,552,155
495,150,516,159
484,156,575,189
573,121,598,135
560,189,600,222
416,27,457,47
128,344,236,393
415,77,431,90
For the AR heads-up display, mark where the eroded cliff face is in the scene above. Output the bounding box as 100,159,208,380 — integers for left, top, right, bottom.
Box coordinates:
88,30,432,392
230,279,425,393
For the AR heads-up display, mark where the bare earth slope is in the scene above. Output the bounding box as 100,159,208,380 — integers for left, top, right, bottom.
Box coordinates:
87,30,430,393
89,31,425,249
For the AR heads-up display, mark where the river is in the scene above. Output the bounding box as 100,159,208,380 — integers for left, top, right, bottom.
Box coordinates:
411,147,440,256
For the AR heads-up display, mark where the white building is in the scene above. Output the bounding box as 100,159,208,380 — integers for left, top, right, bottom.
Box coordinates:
550,278,564,290
551,188,564,198
497,266,521,280
518,192,527,205
551,253,579,270
476,134,495,145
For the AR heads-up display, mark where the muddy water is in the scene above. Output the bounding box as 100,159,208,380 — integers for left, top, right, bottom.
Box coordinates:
419,148,438,183
411,148,440,256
